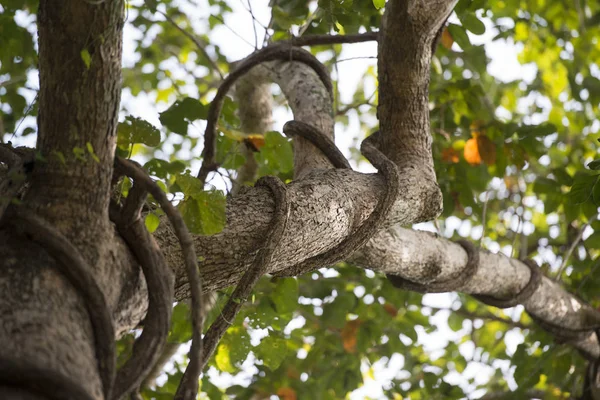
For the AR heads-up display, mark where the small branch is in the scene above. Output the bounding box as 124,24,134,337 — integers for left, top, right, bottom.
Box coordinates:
210,13,256,49
336,101,375,116
575,0,587,34
555,214,598,282
284,32,379,47
428,306,531,330
245,0,259,49
479,388,548,400
158,10,224,80
0,76,27,88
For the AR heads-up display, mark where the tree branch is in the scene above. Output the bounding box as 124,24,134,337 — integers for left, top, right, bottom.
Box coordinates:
283,32,378,47
157,10,224,80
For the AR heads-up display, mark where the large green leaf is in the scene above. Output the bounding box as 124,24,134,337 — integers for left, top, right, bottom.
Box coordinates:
117,116,161,147
159,97,208,135
256,331,288,371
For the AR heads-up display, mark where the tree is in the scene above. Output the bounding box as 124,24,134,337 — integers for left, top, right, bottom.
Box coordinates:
2,0,600,399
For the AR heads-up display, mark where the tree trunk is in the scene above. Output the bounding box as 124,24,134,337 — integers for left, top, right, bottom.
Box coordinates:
0,1,134,399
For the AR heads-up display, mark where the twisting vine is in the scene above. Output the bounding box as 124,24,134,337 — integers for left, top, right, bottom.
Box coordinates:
109,183,173,400
199,176,289,369
0,147,205,400
196,42,333,186
0,207,117,400
113,158,204,400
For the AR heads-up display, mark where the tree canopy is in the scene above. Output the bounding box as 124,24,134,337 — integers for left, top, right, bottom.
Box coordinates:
3,0,600,399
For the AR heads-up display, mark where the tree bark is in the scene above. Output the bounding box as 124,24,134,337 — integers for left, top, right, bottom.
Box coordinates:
0,1,133,399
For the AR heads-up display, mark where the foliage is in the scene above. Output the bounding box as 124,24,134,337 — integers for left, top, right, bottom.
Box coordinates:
3,0,600,398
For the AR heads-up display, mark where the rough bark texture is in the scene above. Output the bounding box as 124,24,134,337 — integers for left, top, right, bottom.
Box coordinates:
0,1,133,399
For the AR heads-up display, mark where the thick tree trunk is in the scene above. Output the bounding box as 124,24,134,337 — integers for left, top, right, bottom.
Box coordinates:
0,1,133,399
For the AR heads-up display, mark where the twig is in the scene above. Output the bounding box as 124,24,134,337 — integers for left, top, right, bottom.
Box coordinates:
210,13,256,49
10,92,38,142
283,31,379,47
575,0,587,34
480,191,489,248
479,388,548,399
262,0,277,45
245,0,259,49
429,306,530,330
329,56,377,64
555,214,599,282
0,76,27,88
158,10,224,80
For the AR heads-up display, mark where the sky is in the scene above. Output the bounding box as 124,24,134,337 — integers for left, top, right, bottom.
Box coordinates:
5,1,543,398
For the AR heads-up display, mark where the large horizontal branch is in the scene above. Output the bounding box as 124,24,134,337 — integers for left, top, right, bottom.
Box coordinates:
351,227,600,360
158,205,600,360
157,165,440,296
152,40,600,362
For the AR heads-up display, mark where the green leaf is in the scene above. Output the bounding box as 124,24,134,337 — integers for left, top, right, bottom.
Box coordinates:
270,278,299,314
448,313,464,332
372,0,385,9
117,116,161,147
178,189,226,235
256,332,288,371
588,159,600,171
447,24,471,50
568,174,599,205
250,301,279,329
593,179,600,206
73,146,86,162
220,96,240,127
215,326,251,372
215,343,236,373
144,159,187,179
552,168,573,186
175,174,205,197
160,97,208,135
460,14,485,35
585,231,600,249
168,302,192,343
533,177,558,194
145,213,160,233
516,123,556,139
85,142,100,163
80,49,91,69
255,131,294,176
322,292,356,329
